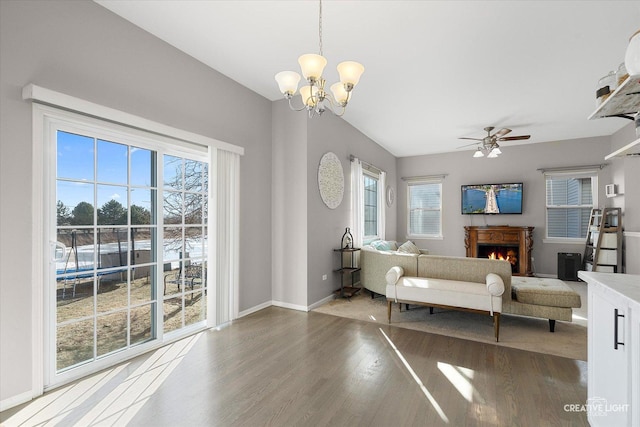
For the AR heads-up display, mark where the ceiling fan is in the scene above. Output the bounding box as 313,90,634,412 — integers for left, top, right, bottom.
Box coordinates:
458,126,531,158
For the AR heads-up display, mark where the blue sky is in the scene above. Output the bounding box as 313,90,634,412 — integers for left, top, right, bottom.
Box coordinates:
57,131,207,225
57,131,155,214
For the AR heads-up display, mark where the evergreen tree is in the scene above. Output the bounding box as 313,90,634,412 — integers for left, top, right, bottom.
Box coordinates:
57,200,71,225
71,201,95,225
131,204,151,225
98,199,127,225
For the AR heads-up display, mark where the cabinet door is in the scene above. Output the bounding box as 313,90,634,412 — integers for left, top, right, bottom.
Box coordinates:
589,289,630,426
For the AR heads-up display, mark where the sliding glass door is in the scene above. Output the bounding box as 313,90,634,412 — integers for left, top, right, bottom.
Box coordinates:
49,119,209,384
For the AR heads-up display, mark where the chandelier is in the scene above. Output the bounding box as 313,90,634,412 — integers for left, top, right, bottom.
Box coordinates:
274,0,364,118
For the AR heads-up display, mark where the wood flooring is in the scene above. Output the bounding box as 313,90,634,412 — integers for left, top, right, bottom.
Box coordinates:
0,307,588,426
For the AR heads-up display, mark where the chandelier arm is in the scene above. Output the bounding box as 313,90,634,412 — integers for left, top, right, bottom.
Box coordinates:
344,89,353,106
287,96,310,112
317,95,346,117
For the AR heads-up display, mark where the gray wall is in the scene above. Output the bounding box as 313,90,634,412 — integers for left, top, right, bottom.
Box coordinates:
306,114,397,305
610,123,640,273
271,100,397,308
272,100,308,308
396,136,616,276
0,0,272,403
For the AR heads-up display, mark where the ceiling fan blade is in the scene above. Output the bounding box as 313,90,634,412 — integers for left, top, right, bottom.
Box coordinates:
498,135,531,141
456,142,481,149
494,128,512,137
458,137,484,141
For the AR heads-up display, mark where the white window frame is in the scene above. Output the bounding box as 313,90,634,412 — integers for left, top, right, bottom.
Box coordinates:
43,109,211,388
544,170,598,244
406,177,443,239
363,169,381,242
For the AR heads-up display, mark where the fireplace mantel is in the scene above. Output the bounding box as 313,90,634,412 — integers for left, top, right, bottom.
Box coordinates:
464,226,534,276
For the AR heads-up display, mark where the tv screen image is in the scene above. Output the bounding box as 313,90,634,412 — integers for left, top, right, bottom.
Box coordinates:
461,183,523,214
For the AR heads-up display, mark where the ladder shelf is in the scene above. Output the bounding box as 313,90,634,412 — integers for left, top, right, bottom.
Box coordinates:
583,207,623,273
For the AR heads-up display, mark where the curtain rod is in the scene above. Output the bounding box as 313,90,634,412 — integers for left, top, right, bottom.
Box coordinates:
537,164,607,174
350,155,383,174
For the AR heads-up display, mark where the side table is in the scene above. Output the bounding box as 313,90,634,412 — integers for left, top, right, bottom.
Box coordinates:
333,247,361,298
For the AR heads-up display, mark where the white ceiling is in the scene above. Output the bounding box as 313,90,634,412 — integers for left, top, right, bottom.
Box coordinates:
95,0,640,157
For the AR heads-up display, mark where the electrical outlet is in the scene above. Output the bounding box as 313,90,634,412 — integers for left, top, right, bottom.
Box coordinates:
322,274,327,281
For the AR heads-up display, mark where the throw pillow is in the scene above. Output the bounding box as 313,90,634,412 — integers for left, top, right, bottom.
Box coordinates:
398,240,420,254
370,240,397,251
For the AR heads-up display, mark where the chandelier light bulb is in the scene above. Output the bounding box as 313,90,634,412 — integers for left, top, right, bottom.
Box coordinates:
337,61,365,89
473,148,485,158
330,82,349,105
275,71,301,96
491,146,502,155
487,150,499,158
300,85,319,107
298,54,327,82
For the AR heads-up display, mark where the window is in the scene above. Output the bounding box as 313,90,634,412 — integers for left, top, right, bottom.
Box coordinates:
350,158,386,246
545,173,597,239
408,181,442,238
363,171,379,240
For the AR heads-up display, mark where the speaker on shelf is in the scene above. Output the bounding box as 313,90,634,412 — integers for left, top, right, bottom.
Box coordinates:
558,252,581,281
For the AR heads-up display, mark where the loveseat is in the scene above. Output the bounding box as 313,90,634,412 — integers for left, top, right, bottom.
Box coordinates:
360,242,429,297
363,244,582,332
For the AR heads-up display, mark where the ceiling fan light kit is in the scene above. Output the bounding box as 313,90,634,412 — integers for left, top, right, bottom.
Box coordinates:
274,0,364,118
458,126,531,159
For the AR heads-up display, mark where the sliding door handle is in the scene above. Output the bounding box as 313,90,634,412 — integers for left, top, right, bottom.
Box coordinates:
52,241,67,262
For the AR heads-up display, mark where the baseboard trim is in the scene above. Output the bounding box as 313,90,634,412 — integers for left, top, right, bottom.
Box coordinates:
239,293,337,317
308,294,335,311
0,389,34,412
272,300,309,312
238,300,273,318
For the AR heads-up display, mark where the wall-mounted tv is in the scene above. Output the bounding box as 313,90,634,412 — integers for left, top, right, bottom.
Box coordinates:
461,183,523,214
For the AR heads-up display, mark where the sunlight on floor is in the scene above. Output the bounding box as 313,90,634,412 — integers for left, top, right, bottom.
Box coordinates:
369,314,377,321
379,328,449,423
3,333,203,427
2,364,129,426
437,362,480,403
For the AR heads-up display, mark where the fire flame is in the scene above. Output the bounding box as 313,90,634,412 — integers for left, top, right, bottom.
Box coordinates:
488,250,518,266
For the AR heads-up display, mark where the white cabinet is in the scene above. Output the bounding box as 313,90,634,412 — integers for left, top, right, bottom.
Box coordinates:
579,271,640,427
589,285,631,425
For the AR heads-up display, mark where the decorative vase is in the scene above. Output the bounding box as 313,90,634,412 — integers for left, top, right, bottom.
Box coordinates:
341,227,353,249
625,29,640,75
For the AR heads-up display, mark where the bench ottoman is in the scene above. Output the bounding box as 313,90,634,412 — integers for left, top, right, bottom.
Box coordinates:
510,276,582,332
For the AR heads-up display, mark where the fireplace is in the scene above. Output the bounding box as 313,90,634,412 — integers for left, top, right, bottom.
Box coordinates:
464,226,534,276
